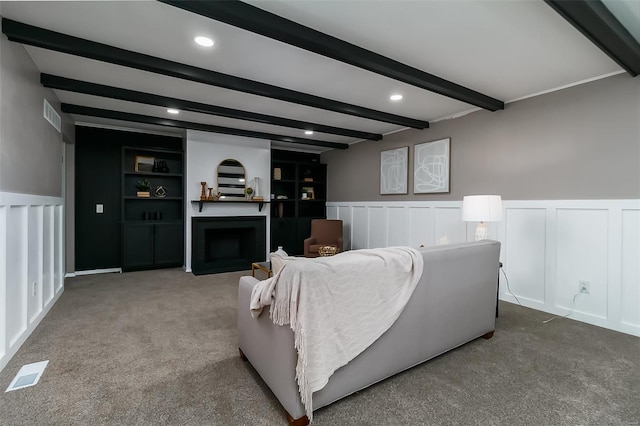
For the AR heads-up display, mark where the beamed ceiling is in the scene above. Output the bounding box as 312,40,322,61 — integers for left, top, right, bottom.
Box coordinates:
1,0,639,152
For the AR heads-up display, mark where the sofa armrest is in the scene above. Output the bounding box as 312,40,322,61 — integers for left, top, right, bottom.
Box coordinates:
237,276,305,419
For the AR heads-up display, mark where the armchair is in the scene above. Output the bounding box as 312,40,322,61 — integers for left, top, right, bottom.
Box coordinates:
303,219,343,258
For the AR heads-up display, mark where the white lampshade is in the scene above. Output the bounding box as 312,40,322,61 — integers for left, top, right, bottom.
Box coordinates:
462,195,504,222
462,195,503,240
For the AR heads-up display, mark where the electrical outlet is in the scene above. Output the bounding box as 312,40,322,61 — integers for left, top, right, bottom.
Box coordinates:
579,281,590,294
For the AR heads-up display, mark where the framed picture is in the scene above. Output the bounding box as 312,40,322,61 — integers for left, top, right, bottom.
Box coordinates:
413,138,450,194
380,146,408,195
134,156,155,172
301,187,315,200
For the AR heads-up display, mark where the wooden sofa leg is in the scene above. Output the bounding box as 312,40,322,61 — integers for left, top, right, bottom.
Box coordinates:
286,412,309,426
482,330,495,339
239,348,248,361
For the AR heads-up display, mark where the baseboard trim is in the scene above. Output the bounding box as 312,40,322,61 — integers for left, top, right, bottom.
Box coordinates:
72,268,122,276
0,288,64,372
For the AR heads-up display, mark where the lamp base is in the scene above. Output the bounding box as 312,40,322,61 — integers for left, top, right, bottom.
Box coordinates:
475,222,488,241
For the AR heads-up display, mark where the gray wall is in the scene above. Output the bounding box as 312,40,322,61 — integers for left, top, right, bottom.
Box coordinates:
322,74,640,201
0,29,70,196
65,143,75,273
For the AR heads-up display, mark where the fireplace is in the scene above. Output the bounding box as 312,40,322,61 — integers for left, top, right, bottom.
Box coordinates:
192,216,266,275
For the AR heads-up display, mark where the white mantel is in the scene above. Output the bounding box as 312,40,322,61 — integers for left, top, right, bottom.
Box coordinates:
184,130,271,272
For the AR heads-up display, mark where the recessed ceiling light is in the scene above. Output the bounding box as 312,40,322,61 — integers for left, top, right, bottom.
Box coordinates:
390,94,403,101
305,130,314,135
194,36,214,47
167,108,180,114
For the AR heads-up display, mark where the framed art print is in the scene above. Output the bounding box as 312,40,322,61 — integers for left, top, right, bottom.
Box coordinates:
380,146,408,195
414,138,450,193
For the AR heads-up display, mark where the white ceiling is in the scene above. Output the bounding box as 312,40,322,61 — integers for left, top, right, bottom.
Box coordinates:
0,0,635,152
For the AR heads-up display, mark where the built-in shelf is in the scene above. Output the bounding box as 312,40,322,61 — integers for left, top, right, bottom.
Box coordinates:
271,149,327,255
121,146,184,271
191,199,270,212
124,171,182,178
124,196,182,200
121,220,183,225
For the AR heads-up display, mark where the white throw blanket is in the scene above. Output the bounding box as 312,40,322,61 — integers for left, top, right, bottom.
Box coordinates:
250,246,424,420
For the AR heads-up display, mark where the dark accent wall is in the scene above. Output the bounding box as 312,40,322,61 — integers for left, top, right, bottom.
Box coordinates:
322,74,640,201
74,127,182,271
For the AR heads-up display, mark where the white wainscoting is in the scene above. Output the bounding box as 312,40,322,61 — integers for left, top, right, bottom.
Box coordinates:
327,200,640,337
0,192,65,372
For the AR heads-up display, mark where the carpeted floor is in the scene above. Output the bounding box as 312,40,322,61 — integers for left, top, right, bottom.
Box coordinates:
0,268,638,425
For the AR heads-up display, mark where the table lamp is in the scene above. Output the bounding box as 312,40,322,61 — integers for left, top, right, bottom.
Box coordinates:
462,195,503,241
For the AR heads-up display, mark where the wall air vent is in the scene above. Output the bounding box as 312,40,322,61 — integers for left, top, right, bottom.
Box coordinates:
43,99,61,133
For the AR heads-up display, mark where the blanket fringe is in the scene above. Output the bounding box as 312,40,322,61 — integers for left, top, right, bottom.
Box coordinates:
294,323,313,420
270,285,313,419
270,298,290,326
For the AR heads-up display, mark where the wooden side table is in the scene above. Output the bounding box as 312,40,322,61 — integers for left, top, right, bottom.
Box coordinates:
251,261,272,279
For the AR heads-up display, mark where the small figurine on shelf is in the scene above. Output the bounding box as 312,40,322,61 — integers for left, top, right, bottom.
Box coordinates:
245,187,254,200
136,179,151,198
154,186,167,198
200,182,207,201
207,188,214,200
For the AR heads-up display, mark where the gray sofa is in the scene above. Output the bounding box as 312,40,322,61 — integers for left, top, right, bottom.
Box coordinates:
237,240,501,425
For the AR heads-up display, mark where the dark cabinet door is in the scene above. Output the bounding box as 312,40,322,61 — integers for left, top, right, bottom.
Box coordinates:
122,223,154,269
270,218,298,254
154,223,184,266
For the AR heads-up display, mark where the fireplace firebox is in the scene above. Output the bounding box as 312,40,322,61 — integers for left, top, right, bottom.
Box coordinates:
192,216,266,275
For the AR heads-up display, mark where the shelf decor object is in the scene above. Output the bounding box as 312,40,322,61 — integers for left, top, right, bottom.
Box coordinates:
302,187,315,199
414,138,450,194
462,195,503,240
200,182,207,200
134,155,155,172
136,179,151,197
253,177,261,199
152,159,170,173
154,186,167,198
217,159,246,199
380,146,408,195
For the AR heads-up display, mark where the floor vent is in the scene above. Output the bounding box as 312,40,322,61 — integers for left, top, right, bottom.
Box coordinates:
43,99,61,133
5,360,49,392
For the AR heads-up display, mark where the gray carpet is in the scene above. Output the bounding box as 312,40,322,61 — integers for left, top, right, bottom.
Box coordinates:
0,268,638,425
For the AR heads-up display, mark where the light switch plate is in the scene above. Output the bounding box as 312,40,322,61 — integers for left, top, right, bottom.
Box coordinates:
96,204,104,214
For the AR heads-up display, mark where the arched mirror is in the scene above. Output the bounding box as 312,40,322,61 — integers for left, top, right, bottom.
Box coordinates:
217,159,246,199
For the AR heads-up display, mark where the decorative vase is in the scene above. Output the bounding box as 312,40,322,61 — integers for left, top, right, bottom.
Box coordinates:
275,246,288,257
278,202,284,218
254,177,261,198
